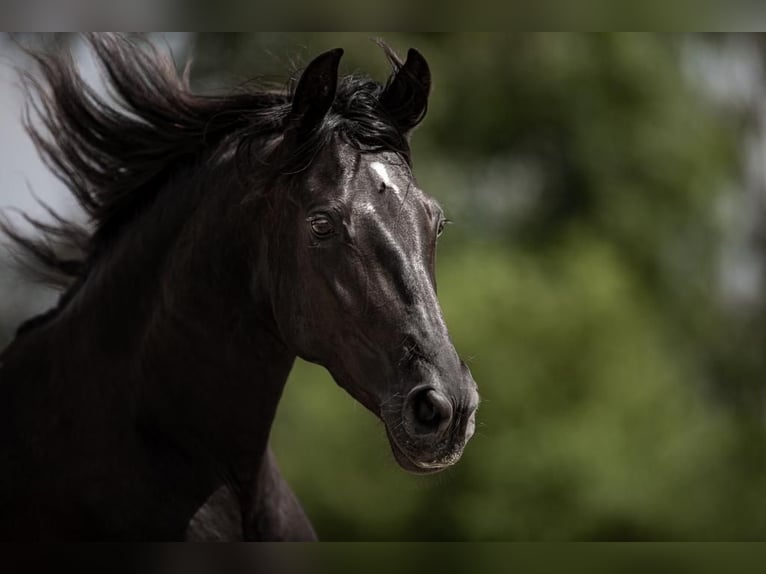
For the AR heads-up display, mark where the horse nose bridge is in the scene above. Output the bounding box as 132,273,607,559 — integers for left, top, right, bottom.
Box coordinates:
404,339,473,401
409,283,452,344
395,265,468,382
401,324,460,375
396,290,465,381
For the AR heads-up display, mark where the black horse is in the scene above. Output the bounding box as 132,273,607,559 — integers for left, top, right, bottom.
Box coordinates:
0,35,479,540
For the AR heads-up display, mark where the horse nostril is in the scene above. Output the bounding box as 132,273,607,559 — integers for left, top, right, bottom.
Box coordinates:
411,388,452,435
415,391,438,424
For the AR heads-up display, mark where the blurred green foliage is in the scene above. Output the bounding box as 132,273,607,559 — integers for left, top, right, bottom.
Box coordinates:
195,33,766,540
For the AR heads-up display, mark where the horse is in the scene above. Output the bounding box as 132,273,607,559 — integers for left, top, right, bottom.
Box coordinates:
0,35,480,541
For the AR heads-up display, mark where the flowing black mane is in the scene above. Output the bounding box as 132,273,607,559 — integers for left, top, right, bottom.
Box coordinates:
2,34,411,302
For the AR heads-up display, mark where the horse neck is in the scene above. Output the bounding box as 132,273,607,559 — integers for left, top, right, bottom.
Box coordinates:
137,165,296,476
9,156,295,482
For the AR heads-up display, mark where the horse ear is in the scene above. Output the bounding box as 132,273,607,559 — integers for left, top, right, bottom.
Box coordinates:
380,47,431,135
284,48,343,138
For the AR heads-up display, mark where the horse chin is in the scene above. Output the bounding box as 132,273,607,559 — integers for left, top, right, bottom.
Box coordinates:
384,428,454,476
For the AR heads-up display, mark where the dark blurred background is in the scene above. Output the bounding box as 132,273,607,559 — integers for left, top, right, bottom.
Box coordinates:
3,33,766,540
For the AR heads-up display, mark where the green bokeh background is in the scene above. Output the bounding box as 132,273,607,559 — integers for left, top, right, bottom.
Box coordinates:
6,33,766,540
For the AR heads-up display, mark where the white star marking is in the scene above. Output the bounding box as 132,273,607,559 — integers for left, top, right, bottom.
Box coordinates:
370,161,401,197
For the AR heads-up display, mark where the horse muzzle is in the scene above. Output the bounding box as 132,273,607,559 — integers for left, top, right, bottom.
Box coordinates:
382,383,479,475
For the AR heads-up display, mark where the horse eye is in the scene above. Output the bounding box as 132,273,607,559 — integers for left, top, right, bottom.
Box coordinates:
437,218,450,237
310,216,335,238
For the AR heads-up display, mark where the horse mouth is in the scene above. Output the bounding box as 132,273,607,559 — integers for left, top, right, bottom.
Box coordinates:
384,428,460,476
